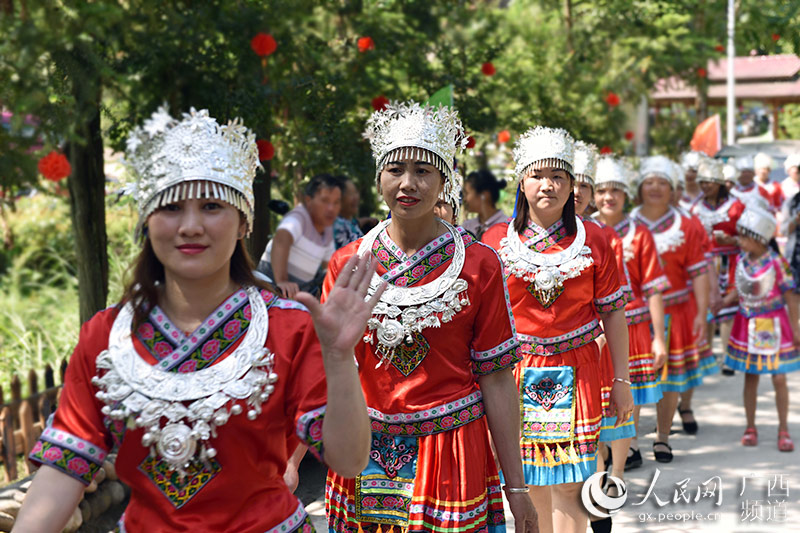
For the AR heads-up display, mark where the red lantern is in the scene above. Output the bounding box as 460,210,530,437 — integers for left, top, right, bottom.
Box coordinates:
605,93,620,107
697,67,707,78
256,140,275,161
481,62,496,76
357,36,375,53
465,136,476,149
250,33,277,57
38,151,71,182
497,130,511,144
715,45,725,53
600,146,613,155
371,95,389,111
772,33,781,42
624,131,634,141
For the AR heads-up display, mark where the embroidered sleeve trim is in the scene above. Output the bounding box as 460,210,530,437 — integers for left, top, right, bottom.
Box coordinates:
641,275,671,298
29,427,107,485
687,260,709,277
517,319,603,356
296,405,326,462
471,337,522,377
594,287,627,313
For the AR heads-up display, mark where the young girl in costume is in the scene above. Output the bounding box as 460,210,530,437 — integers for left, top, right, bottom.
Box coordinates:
593,156,668,476
724,201,800,452
13,107,379,533
483,127,633,533
324,101,537,533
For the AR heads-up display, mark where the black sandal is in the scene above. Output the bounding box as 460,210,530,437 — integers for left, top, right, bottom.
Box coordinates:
625,447,642,470
678,405,698,434
653,441,673,463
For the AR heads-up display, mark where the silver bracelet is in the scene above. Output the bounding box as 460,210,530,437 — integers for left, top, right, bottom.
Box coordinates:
612,377,632,385
502,485,530,494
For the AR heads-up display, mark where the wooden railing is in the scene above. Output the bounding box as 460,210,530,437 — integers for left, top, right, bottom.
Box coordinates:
0,360,67,483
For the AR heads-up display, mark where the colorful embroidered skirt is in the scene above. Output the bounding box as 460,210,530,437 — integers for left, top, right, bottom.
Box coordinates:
660,302,704,393
726,309,800,374
710,253,739,323
598,344,636,442
515,343,601,486
627,320,662,405
326,416,505,533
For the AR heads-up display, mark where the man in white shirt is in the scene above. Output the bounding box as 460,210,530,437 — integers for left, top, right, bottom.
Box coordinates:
258,174,342,298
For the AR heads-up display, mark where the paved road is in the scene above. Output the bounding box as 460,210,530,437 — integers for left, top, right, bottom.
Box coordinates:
296,345,800,531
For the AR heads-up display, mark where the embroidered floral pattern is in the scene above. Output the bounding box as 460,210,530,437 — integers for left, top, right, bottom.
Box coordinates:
663,288,691,308
517,319,603,356
594,288,627,313
524,378,569,411
471,337,521,377
139,455,220,508
624,306,651,325
266,502,314,533
687,260,709,278
375,330,430,376
29,436,104,485
367,392,485,436
296,406,326,462
369,434,417,479
641,275,670,298
523,219,567,251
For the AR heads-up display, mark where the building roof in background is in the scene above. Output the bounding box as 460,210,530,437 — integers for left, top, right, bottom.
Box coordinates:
706,54,800,82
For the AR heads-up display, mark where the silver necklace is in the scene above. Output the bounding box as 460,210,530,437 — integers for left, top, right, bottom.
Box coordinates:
358,219,469,365
92,286,277,476
735,256,776,308
499,217,593,306
693,198,734,235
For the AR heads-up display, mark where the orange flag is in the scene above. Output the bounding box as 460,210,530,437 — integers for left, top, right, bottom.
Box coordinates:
690,114,722,156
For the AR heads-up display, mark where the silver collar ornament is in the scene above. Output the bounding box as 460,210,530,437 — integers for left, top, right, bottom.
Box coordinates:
735,257,776,309
92,286,278,477
499,217,594,307
633,206,684,255
357,219,469,367
693,197,735,235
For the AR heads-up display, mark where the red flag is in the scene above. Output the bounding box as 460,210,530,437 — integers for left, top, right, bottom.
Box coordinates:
690,114,721,156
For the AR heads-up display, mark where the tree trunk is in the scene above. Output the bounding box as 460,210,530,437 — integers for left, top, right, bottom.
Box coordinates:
248,162,271,262
67,86,108,324
563,0,574,54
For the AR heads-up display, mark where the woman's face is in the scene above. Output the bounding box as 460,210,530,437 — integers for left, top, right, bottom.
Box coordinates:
521,167,572,221
147,193,244,284
379,157,444,220
639,176,673,208
595,185,626,218
463,181,482,213
700,180,722,200
573,181,593,216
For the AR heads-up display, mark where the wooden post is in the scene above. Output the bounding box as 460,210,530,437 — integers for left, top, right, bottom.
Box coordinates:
0,406,16,482
28,369,39,422
60,359,68,383
44,363,55,389
18,401,34,474
772,102,780,139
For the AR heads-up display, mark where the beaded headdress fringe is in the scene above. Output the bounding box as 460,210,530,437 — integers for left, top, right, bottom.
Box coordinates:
574,173,594,186
737,226,770,245
137,181,250,240
519,158,574,181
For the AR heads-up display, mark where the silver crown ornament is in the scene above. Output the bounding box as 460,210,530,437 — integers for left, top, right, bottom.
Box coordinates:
513,126,575,181
737,200,776,244
638,155,678,189
680,151,707,171
363,100,466,215
573,141,598,187
124,106,260,238
696,158,725,185
594,156,630,192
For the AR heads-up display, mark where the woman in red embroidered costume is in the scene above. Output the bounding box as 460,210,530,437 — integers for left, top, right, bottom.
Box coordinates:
630,156,711,464
482,127,633,533
690,158,745,371
593,156,669,475
15,108,379,533
324,101,537,533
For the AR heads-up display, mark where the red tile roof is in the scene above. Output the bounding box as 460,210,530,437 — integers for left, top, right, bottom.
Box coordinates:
706,54,800,81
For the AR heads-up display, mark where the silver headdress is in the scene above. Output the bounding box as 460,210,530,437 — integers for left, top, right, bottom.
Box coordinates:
513,126,575,181
125,106,260,238
784,153,800,172
573,141,598,187
595,156,630,192
723,163,737,181
696,158,725,185
638,155,678,189
735,155,755,172
737,199,776,244
754,152,773,170
363,100,466,216
680,151,707,171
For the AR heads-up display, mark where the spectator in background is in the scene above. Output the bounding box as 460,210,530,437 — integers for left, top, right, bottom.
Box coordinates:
781,154,800,207
461,169,507,240
333,175,364,249
754,152,783,211
258,174,341,299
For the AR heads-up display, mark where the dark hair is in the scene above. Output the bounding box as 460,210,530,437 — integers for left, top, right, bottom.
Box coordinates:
512,175,577,235
304,173,344,198
715,182,729,203
466,169,507,203
121,238,273,330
